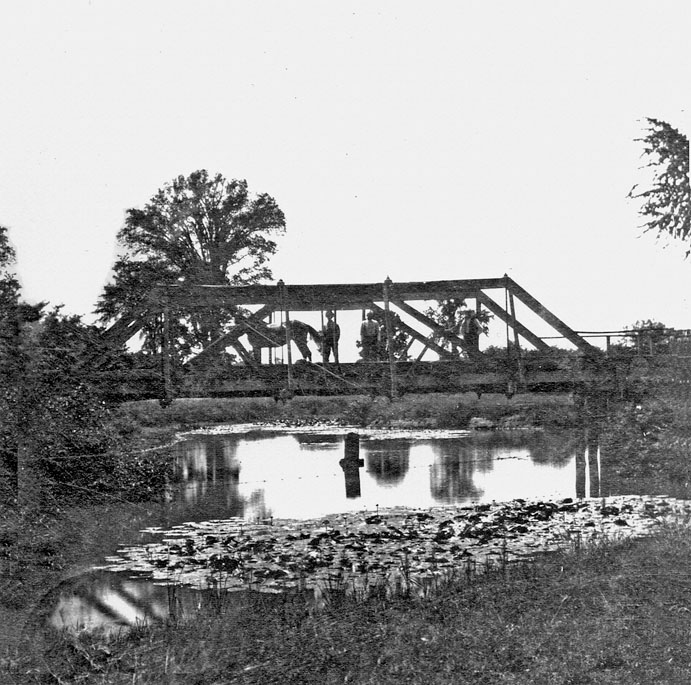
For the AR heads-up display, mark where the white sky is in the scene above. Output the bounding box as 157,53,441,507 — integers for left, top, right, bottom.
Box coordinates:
1,1,689,345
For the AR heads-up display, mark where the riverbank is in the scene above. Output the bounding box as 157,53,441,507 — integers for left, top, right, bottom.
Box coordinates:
120,391,579,432
8,523,691,684
5,387,691,682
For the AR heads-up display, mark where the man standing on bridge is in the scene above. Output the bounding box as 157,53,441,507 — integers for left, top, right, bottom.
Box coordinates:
461,310,484,354
360,311,380,361
321,310,340,363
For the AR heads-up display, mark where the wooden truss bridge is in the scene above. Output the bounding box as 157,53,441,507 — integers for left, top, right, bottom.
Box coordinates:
103,275,624,402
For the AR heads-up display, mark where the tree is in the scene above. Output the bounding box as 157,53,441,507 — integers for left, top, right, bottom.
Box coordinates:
0,225,19,314
623,319,670,355
16,306,169,506
0,225,20,499
97,170,286,353
629,118,690,253
424,299,491,357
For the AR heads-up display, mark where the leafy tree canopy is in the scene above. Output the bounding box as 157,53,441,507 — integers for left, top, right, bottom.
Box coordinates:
623,318,670,354
0,224,19,315
97,170,286,351
629,118,690,253
424,299,492,357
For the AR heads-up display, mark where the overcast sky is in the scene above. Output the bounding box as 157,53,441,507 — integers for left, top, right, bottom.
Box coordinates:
1,1,689,345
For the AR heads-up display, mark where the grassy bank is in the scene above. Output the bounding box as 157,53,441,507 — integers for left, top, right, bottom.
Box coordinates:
118,392,578,432
9,526,691,684
6,382,691,683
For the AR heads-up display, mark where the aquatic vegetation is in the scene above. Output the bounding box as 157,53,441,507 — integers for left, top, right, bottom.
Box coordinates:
97,495,690,600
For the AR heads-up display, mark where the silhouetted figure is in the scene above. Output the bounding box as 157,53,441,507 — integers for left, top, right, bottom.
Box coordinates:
360,311,380,361
321,310,340,363
461,310,483,354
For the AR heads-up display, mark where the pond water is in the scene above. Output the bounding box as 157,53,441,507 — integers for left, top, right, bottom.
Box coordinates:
39,426,605,636
172,428,600,522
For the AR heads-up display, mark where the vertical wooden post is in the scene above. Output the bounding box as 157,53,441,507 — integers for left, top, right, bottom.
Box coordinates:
340,433,363,498
508,290,525,390
333,309,340,365
383,277,397,398
270,311,274,365
279,280,293,391
162,307,173,405
320,309,325,362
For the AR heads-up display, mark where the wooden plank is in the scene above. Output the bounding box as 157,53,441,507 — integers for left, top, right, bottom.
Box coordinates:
382,278,397,397
185,305,274,367
148,278,509,310
102,310,149,345
475,291,550,351
508,289,526,389
390,298,472,355
230,339,256,366
505,276,596,352
369,303,456,360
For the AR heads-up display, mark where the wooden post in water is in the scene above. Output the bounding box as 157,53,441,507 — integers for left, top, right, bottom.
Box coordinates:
383,277,397,398
340,432,363,498
344,432,360,460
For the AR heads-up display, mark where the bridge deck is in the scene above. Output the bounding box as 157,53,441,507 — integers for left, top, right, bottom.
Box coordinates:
101,352,639,402
178,356,618,399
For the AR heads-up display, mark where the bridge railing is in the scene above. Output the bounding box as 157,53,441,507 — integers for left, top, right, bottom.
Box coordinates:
542,328,691,357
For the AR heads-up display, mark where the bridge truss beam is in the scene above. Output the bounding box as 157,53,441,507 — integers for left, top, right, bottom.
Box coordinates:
102,275,597,401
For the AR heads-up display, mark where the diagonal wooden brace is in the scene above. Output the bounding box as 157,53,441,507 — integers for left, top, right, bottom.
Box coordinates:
369,302,457,360
389,298,473,356
185,304,274,367
475,291,549,351
505,276,596,352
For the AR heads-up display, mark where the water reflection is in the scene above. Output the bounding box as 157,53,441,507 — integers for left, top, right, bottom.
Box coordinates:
31,571,194,637
576,428,602,499
40,428,610,638
32,571,264,640
364,439,411,485
295,433,342,449
170,429,585,520
429,439,490,502
173,434,244,520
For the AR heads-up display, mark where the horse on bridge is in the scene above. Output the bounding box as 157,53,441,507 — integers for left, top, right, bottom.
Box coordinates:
245,320,322,363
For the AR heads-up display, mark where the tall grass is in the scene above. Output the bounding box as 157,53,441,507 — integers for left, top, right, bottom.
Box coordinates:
10,527,691,683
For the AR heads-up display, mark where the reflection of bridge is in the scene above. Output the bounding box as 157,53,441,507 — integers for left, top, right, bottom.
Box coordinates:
102,275,637,402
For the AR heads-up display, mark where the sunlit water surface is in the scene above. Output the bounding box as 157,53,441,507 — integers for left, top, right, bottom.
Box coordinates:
173,429,592,522
40,427,604,635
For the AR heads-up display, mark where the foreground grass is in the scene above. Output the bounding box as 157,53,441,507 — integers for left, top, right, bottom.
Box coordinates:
10,526,691,684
